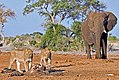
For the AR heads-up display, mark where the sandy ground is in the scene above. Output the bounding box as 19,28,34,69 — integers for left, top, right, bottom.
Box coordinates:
0,51,119,80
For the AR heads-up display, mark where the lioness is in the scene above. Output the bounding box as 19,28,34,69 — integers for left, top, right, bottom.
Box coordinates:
8,48,33,73
40,48,52,69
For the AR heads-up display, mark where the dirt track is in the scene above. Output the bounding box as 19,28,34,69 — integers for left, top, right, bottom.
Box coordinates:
0,52,119,80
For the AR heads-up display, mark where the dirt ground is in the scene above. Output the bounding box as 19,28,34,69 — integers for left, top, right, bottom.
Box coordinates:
0,51,119,80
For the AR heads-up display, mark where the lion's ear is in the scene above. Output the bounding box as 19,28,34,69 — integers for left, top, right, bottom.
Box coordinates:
25,49,29,53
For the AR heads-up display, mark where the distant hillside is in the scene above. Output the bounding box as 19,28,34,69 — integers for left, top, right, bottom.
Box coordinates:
3,32,43,49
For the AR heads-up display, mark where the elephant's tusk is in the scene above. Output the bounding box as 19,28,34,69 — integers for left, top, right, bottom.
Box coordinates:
103,30,107,33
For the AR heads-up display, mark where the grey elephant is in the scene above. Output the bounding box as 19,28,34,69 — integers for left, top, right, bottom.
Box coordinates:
81,12,117,59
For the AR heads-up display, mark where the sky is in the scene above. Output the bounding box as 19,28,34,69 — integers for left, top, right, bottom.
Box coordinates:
0,0,119,37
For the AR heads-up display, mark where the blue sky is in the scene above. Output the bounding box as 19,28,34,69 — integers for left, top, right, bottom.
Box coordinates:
0,0,119,37
0,0,45,37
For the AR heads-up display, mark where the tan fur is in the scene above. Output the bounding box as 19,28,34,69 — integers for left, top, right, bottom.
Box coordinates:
8,48,33,73
40,48,52,69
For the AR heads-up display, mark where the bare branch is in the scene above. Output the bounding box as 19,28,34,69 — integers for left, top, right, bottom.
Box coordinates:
59,13,66,24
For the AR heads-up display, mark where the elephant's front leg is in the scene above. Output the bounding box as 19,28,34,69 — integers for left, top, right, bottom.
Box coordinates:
85,43,91,59
101,33,108,59
95,37,101,59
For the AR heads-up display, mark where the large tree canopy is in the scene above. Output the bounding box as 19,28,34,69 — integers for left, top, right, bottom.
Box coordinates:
23,0,106,28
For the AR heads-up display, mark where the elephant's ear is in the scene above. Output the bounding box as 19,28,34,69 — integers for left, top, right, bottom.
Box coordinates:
105,12,117,32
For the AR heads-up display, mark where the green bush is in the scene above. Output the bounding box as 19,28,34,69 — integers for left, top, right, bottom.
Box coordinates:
40,24,66,50
108,36,119,42
29,40,37,46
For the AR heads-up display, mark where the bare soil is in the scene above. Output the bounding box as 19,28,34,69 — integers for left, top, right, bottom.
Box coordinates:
0,51,119,80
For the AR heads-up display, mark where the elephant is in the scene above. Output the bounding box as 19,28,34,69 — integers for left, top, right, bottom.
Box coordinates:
81,12,117,59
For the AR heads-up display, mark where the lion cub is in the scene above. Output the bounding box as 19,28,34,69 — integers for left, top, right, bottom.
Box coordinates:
40,48,52,70
8,48,33,73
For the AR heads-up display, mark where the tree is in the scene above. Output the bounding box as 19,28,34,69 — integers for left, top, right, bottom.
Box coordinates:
0,4,15,46
71,21,82,39
40,24,67,50
23,0,106,31
71,21,84,51
31,32,43,37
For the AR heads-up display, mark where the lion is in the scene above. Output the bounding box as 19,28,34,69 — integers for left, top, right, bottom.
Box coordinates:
40,48,52,70
8,48,33,73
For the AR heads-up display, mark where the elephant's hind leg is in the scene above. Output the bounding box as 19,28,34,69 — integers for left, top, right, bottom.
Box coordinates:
86,44,92,59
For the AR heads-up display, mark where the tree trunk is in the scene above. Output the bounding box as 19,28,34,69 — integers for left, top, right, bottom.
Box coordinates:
0,23,5,47
50,16,56,32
